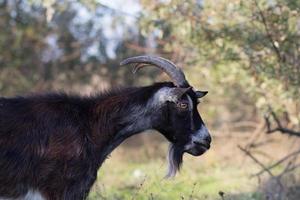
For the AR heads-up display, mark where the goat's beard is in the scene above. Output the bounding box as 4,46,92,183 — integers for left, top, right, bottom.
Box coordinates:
165,143,184,178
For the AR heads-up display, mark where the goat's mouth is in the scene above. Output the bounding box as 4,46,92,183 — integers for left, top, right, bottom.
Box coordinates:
165,141,210,178
185,142,210,156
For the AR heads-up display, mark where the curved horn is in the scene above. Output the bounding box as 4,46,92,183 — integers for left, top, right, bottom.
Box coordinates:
120,55,189,87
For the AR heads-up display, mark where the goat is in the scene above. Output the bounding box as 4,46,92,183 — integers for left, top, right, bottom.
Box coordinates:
0,55,211,200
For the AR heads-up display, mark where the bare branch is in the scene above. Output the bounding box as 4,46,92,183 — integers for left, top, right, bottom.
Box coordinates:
247,138,275,149
238,145,285,192
252,0,282,62
238,145,275,178
279,163,300,177
265,110,300,137
253,149,300,177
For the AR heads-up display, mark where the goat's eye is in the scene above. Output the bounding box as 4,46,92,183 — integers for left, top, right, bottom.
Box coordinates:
177,102,188,110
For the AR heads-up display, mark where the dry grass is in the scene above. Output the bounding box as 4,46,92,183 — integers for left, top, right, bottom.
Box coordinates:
82,129,273,199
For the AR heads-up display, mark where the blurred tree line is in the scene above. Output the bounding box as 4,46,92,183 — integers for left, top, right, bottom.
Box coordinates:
0,0,156,95
138,1,300,198
0,0,299,128
140,0,300,129
1,0,299,198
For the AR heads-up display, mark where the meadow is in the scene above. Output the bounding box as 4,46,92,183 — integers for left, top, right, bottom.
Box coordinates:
87,130,295,200
1,1,300,199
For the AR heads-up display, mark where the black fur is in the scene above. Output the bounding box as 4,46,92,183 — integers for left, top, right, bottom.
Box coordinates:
0,81,210,199
0,82,173,199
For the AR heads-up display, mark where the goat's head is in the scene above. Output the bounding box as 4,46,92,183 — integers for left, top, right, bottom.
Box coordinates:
120,55,211,177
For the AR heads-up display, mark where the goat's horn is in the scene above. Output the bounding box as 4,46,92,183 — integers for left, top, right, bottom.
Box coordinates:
120,55,190,87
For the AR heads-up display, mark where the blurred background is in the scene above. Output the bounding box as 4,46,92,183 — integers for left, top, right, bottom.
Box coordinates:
0,0,299,199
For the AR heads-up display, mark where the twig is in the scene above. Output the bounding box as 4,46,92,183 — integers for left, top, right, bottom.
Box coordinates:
247,138,275,149
131,175,147,200
149,193,154,200
279,163,300,177
267,126,300,137
265,110,300,137
238,145,275,178
279,151,300,177
188,183,197,200
218,191,225,200
238,145,285,192
253,149,300,177
252,0,282,62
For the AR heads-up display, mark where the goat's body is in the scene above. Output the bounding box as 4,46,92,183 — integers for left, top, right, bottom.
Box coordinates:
0,55,212,199
0,94,96,199
0,83,169,200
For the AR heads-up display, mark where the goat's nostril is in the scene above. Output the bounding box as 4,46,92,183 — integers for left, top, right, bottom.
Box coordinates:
205,135,212,143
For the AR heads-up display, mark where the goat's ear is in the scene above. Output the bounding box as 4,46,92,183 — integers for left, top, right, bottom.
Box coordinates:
169,87,191,100
195,91,208,98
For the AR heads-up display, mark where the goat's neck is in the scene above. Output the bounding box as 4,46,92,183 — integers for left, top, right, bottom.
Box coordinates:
91,87,162,164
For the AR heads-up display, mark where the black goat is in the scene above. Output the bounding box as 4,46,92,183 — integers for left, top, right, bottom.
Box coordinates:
0,56,211,200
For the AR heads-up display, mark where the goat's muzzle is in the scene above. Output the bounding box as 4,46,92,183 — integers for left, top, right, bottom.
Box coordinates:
184,127,211,156
185,140,210,156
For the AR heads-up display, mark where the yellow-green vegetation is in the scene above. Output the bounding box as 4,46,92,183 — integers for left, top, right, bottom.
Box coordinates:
1,0,299,199
87,135,263,200
140,0,300,125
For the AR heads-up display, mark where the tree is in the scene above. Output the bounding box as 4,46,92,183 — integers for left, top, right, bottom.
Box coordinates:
0,0,150,95
140,0,300,127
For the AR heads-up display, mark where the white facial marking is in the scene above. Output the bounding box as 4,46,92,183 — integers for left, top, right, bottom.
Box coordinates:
153,87,178,105
0,190,45,200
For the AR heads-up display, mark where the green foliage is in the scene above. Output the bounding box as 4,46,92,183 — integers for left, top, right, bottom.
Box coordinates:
2,0,299,124
140,0,300,125
1,1,299,199
0,0,146,95
87,146,262,200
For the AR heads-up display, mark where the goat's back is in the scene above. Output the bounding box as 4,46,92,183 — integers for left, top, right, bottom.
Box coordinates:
0,94,93,199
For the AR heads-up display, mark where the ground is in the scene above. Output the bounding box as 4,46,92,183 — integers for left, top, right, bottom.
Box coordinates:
86,131,271,200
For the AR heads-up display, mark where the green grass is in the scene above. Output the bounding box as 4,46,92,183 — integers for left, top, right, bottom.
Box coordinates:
87,142,263,200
